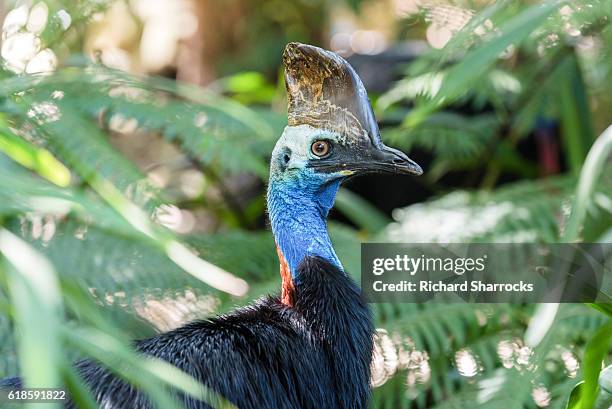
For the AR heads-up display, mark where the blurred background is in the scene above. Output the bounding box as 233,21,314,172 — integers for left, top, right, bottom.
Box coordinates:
0,0,611,408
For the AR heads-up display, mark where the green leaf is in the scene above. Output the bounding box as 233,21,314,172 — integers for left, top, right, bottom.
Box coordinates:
589,303,612,318
563,126,612,241
600,365,612,394
0,127,71,187
580,321,612,409
223,72,276,104
405,0,562,126
60,363,99,409
335,189,390,234
567,381,584,409
558,53,595,174
0,229,63,409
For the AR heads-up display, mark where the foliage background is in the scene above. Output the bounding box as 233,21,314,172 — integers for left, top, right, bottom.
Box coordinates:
0,0,610,408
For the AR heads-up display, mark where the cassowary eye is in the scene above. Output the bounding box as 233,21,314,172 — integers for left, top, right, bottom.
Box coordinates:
311,140,331,158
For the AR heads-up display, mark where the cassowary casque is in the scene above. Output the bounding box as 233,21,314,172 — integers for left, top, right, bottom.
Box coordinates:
1,42,421,409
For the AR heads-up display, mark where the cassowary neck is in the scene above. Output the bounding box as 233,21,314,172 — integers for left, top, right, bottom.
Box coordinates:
267,175,343,305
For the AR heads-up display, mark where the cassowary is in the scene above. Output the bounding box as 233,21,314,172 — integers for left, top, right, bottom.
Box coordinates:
1,42,421,408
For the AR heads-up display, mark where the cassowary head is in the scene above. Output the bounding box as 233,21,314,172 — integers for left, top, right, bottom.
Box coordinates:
269,42,422,182
267,43,422,290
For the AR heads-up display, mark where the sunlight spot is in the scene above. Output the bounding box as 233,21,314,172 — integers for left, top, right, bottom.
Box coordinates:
109,114,139,134
380,330,399,375
99,47,131,71
497,339,516,368
387,192,530,243
370,333,388,387
25,48,57,74
27,101,61,124
576,36,596,53
455,349,480,377
524,303,558,347
350,30,387,55
74,224,88,240
2,4,29,37
426,24,453,49
477,370,505,403
108,85,150,102
155,204,182,229
424,4,473,49
131,0,199,71
1,32,41,73
532,385,551,407
26,2,49,34
474,19,494,37
148,169,169,188
30,214,43,240
393,0,419,17
414,352,431,383
564,24,581,37
561,349,579,378
517,345,533,367
134,289,221,331
497,337,537,372
537,34,560,57
194,112,208,128
179,169,205,199
330,32,352,56
41,216,56,246
404,347,431,386
475,309,488,326
394,334,415,370
56,9,72,30
404,348,431,397
370,329,428,388
559,5,573,17
26,197,72,215
154,204,196,234
489,70,521,94
370,329,398,387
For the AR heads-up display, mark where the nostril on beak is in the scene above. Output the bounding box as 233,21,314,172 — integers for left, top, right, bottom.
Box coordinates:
365,144,423,175
385,149,423,175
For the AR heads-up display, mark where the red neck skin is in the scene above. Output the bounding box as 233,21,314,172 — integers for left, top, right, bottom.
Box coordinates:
276,245,295,307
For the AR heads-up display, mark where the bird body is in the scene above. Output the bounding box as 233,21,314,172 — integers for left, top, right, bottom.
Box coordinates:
72,257,372,409
1,42,421,409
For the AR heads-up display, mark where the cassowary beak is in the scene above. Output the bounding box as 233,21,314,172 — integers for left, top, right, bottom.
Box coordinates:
309,141,423,176
362,144,423,175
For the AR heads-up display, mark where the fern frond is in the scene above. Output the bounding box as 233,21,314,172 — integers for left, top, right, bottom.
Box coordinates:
385,170,612,243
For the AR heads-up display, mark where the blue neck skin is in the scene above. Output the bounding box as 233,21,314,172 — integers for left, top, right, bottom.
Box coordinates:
267,169,343,280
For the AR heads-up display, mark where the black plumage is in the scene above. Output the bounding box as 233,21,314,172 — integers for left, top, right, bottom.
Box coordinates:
66,256,372,408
